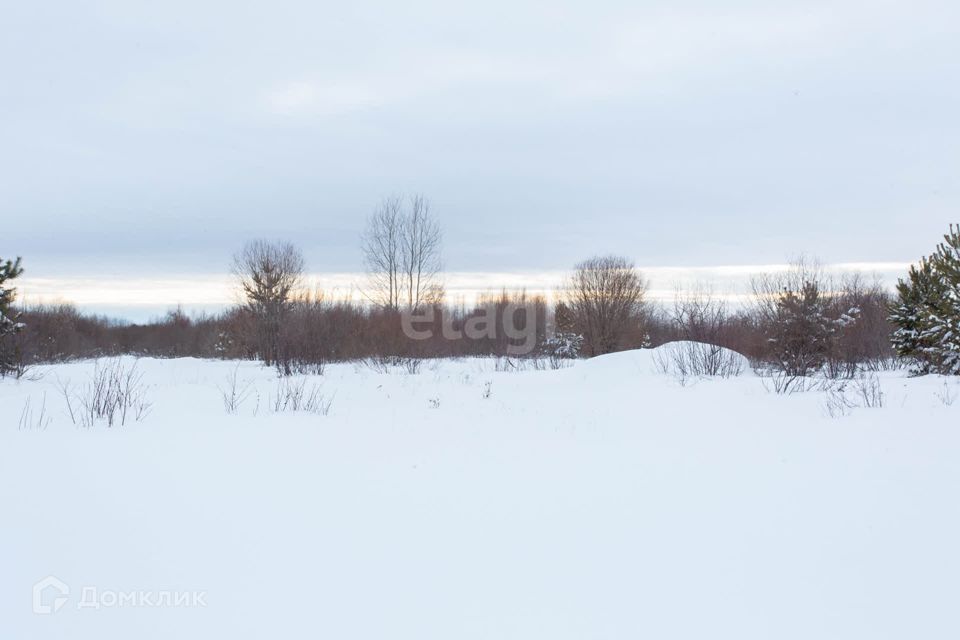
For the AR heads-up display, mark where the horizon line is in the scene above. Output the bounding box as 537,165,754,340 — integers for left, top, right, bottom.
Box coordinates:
14,261,914,322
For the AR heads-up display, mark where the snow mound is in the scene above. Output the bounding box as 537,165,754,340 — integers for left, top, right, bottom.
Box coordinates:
573,346,660,377
573,342,749,379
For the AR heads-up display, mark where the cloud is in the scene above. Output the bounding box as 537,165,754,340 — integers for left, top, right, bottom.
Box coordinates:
3,0,957,284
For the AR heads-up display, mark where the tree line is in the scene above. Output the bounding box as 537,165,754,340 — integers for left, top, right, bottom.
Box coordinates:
2,203,958,380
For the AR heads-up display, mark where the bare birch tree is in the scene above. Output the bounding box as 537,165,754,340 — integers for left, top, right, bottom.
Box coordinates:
361,197,404,310
362,194,443,311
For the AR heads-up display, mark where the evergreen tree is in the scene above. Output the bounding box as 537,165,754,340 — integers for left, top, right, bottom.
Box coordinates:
890,258,941,372
544,332,583,359
769,280,833,376
929,225,960,373
0,256,25,376
890,225,960,375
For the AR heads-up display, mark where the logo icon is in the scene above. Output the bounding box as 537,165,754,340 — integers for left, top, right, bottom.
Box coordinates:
33,576,69,615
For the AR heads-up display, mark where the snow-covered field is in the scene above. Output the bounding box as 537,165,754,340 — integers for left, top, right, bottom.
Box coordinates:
2,346,960,639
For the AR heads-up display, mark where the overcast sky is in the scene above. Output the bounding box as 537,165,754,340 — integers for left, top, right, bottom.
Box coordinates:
2,0,958,317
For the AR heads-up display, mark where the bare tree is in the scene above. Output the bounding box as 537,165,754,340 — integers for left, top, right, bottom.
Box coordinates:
401,195,444,311
566,255,648,357
362,195,443,311
672,284,728,347
231,240,304,366
658,285,744,378
361,197,404,310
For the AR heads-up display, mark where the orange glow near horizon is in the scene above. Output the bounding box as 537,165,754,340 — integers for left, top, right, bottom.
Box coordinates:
15,262,912,319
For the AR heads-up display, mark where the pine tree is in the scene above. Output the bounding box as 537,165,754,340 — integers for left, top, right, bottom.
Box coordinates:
544,332,583,359
769,280,833,377
890,258,941,372
890,225,960,375
0,256,25,376
929,225,960,373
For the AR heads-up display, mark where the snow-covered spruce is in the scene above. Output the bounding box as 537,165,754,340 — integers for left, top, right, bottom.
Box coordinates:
0,256,25,377
891,225,960,375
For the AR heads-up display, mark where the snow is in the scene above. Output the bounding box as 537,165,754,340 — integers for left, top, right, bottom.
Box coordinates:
2,348,960,639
